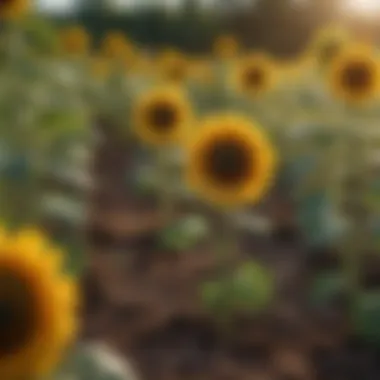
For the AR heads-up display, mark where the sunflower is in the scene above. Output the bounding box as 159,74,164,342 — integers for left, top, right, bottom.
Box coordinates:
101,31,135,61
185,114,276,207
328,44,380,104
308,25,351,69
213,34,239,60
132,86,192,146
232,53,275,98
157,49,189,83
0,227,78,379
0,0,28,18
60,26,90,56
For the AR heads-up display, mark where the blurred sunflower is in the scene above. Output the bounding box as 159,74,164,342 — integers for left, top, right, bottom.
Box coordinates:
328,44,380,104
0,0,28,18
157,49,189,83
0,227,78,379
213,34,239,60
308,25,351,69
132,86,192,145
185,114,276,207
101,31,135,61
233,53,275,98
60,26,90,56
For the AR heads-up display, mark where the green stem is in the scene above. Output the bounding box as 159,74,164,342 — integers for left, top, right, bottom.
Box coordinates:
326,126,347,205
157,148,174,222
0,138,43,229
6,177,41,229
215,210,239,327
337,116,369,319
217,211,238,269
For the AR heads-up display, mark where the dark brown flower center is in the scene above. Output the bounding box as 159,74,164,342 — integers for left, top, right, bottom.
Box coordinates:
243,66,264,89
203,137,254,187
341,61,372,93
148,102,178,133
0,269,37,357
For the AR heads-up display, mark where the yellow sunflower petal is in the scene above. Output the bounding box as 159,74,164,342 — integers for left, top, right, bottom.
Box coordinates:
213,34,239,60
0,227,78,379
327,43,380,104
185,113,277,207
232,52,276,98
132,85,193,146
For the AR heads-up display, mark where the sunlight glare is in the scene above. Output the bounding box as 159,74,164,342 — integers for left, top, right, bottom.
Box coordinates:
344,0,380,16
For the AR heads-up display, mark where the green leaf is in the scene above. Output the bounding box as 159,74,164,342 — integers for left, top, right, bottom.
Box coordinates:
230,261,275,313
201,280,224,312
353,292,380,345
63,238,86,276
57,343,140,380
132,165,158,194
38,109,88,143
159,215,210,251
309,271,346,306
23,16,59,56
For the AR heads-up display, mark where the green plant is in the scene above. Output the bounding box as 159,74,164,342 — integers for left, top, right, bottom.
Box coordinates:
309,270,346,307
159,214,210,251
201,261,275,321
56,343,140,380
353,292,380,346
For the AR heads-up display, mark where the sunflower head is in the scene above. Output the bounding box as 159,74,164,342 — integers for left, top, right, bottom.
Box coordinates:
0,0,29,19
157,49,189,83
0,227,78,379
328,45,380,104
101,31,134,61
213,34,239,60
60,26,90,56
186,114,276,207
132,86,192,146
309,25,351,68
233,53,275,97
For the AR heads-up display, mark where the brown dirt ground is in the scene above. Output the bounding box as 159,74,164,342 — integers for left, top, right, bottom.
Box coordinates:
82,126,380,380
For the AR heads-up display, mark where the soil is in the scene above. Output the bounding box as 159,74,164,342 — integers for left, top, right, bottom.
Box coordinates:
82,125,380,380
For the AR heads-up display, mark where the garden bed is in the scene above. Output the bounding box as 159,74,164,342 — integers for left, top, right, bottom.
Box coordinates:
82,136,380,380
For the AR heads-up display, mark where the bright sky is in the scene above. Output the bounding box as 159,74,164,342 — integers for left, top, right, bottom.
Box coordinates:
36,0,231,13
37,0,76,13
36,0,185,12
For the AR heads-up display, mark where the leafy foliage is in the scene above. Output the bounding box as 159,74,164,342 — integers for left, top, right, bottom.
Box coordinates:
309,270,346,307
160,214,210,251
353,292,380,345
201,261,275,319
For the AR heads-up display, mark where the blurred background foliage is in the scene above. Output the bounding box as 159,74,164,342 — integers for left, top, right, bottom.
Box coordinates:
43,0,379,56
